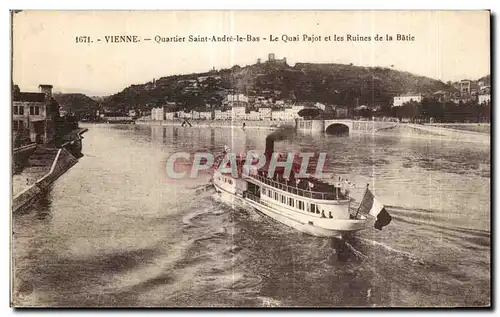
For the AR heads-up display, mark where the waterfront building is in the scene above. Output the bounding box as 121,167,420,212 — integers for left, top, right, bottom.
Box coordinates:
258,107,272,120
392,93,422,107
164,111,175,120
231,105,247,121
271,109,285,121
247,110,260,121
151,107,164,121
13,84,58,145
271,104,305,121
199,111,212,120
460,80,472,96
214,109,232,120
478,94,491,105
177,110,192,119
191,111,201,120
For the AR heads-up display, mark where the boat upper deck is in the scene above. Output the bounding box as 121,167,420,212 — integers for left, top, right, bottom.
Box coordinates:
248,172,349,201
213,152,351,201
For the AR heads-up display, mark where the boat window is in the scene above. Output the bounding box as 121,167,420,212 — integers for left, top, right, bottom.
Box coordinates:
298,201,304,210
311,204,316,214
281,195,286,204
274,192,278,200
288,197,294,207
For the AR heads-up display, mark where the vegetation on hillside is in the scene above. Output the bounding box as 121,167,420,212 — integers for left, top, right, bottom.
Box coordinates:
53,93,100,120
101,61,456,113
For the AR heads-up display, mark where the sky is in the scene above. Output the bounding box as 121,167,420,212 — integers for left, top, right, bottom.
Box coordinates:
12,10,490,96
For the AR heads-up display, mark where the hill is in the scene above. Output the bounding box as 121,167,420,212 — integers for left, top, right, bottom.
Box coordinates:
53,93,100,117
102,61,457,112
478,74,490,85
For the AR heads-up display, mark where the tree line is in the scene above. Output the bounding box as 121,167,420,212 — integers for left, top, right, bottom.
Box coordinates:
353,98,491,123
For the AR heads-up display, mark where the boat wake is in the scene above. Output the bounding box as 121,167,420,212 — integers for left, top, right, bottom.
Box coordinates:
355,237,426,265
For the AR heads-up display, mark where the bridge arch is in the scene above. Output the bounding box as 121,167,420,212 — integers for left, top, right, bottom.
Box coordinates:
325,123,350,135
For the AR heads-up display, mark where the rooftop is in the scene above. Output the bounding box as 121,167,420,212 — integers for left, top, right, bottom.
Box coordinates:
14,92,46,102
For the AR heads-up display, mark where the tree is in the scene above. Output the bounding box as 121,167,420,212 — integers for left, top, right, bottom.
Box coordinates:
298,107,322,119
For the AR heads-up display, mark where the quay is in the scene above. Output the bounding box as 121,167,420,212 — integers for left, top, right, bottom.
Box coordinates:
11,128,88,213
136,118,489,144
136,118,398,134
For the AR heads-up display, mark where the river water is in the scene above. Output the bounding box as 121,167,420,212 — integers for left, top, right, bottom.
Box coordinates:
12,123,490,307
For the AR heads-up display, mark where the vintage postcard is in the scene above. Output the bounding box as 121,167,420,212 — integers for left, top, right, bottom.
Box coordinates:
11,10,490,308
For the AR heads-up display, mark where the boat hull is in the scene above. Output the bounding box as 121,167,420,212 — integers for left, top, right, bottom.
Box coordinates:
213,184,368,238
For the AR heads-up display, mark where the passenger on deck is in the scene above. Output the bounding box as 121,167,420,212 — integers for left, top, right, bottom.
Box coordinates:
321,210,326,218
329,211,333,219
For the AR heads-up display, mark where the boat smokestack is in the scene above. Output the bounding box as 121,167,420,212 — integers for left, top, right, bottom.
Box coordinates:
265,137,274,163
264,125,295,164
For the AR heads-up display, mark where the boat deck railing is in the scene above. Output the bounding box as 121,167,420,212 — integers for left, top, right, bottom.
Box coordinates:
248,174,346,201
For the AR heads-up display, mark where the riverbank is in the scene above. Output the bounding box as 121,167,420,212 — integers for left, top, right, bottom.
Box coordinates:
12,128,89,213
376,124,490,144
428,123,490,134
12,147,79,213
136,119,283,130
136,119,490,144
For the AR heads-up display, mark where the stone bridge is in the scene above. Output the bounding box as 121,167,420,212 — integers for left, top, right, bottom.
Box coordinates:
296,119,397,134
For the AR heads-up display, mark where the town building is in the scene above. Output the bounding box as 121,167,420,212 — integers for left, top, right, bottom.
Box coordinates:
392,94,423,107
13,84,58,145
190,110,212,120
199,111,212,120
191,111,200,120
335,107,349,119
225,94,249,104
177,110,192,119
460,80,471,96
271,109,286,121
258,107,272,120
433,90,450,102
478,94,491,105
151,107,164,121
214,109,232,120
165,111,175,120
246,110,260,121
231,106,246,121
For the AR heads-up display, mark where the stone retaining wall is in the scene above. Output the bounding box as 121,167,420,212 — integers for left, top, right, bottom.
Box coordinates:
12,148,79,213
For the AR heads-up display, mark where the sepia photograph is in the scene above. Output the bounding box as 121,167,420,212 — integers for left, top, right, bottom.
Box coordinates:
10,10,491,308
